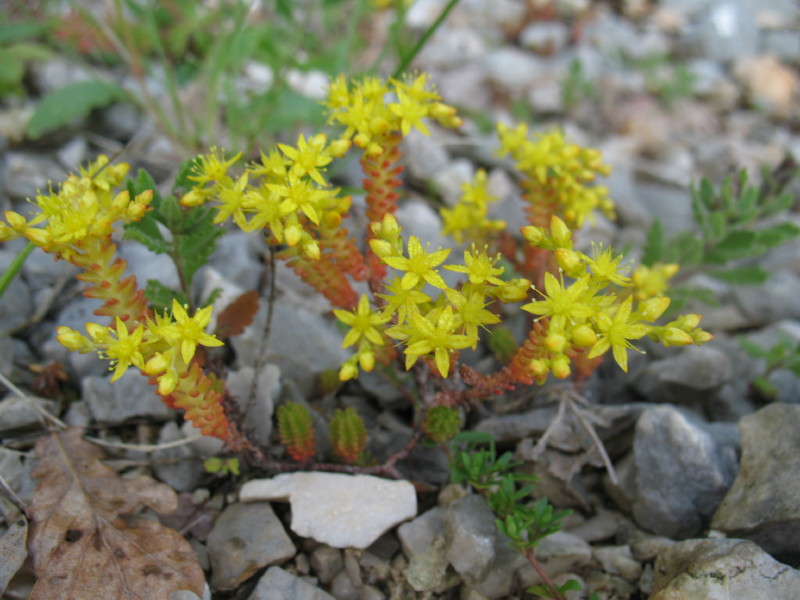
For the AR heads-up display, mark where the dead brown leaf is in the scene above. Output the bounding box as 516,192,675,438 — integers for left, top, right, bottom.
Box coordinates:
28,427,205,600
213,290,260,340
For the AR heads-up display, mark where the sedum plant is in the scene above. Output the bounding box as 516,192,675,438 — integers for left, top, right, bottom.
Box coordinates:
0,71,712,463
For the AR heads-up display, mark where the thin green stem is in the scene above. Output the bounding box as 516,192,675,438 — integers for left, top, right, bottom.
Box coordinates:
0,242,35,301
392,0,461,79
145,0,192,147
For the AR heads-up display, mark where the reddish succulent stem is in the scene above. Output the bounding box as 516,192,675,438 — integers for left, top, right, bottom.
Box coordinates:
524,548,567,600
361,133,404,293
70,236,151,324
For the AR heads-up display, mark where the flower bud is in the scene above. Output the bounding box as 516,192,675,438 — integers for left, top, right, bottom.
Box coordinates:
521,225,545,246
24,228,51,247
339,362,358,381
56,327,89,351
571,324,597,347
529,359,549,378
180,189,206,207
4,211,27,231
660,327,693,346
157,371,178,396
545,331,567,353
676,314,701,330
550,215,572,248
145,352,171,375
303,240,320,260
369,239,393,258
556,248,583,277
328,138,351,158
692,330,714,344
285,224,302,247
358,350,375,372
639,297,670,321
85,322,109,343
551,355,571,379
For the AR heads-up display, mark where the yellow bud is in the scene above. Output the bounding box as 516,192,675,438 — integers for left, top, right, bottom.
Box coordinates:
550,215,572,248
551,355,571,379
366,142,384,157
145,353,170,375
369,116,390,136
157,372,178,396
112,190,130,211
545,332,567,353
339,362,358,381
677,314,702,330
429,102,456,119
329,138,351,158
660,327,694,346
571,324,597,347
359,351,375,372
692,330,714,344
304,240,320,260
353,133,370,148
381,213,400,237
85,322,108,342
639,297,670,321
24,228,51,247
521,225,545,246
56,327,89,351
180,189,206,207
369,239,393,257
4,211,27,231
556,248,583,277
529,359,549,378
285,225,302,247
492,279,530,303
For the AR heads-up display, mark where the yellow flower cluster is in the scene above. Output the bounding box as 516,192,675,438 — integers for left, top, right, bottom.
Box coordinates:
0,156,152,260
57,299,223,395
181,136,351,260
335,214,529,379
521,215,712,374
497,123,614,229
441,169,506,244
324,73,462,156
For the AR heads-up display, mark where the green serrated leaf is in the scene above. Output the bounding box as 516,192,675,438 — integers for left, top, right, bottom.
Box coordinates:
704,229,758,264
159,195,185,228
708,266,768,285
27,80,125,138
175,215,223,285
145,279,187,313
641,219,665,267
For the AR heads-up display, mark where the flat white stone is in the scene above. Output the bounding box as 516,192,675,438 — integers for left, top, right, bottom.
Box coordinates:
240,472,417,549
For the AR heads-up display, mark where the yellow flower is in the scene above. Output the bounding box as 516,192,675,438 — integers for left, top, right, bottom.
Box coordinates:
168,300,224,364
445,246,505,286
279,133,333,186
522,272,594,331
188,147,241,186
404,306,472,377
383,236,450,290
334,295,390,348
588,296,650,372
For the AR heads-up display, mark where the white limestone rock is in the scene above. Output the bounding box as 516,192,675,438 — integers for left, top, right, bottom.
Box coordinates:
240,472,417,549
